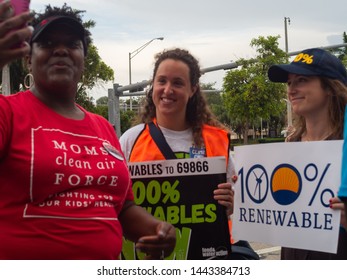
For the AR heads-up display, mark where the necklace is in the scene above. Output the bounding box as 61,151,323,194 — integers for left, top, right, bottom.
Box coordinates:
302,131,332,142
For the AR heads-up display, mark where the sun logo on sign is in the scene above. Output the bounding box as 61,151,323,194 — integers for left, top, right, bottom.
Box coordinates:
270,164,302,205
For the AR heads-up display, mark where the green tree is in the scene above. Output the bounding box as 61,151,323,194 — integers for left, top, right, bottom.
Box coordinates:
94,104,108,120
77,44,114,111
222,35,288,144
96,96,109,106
335,32,347,65
94,96,109,123
120,110,136,134
9,59,26,93
95,95,138,133
202,82,231,126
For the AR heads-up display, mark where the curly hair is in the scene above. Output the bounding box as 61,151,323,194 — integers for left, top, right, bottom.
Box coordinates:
139,48,228,147
30,3,91,53
287,77,347,142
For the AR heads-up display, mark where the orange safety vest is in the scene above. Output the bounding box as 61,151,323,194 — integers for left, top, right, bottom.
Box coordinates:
129,122,235,243
129,123,230,164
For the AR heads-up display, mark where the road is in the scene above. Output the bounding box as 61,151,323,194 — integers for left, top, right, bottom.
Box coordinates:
250,242,281,260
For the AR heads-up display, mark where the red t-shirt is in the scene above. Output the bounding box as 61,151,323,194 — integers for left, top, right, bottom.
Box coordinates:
0,91,133,259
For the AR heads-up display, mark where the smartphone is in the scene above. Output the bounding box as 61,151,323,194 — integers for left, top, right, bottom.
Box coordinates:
10,0,30,16
7,0,30,48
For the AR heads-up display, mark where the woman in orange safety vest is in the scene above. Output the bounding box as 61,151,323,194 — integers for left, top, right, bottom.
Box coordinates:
120,48,237,255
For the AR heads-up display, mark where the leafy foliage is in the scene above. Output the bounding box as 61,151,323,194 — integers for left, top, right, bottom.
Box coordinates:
76,44,114,111
201,82,232,126
120,110,137,134
334,32,347,65
96,96,109,106
95,96,137,134
222,35,288,143
9,59,26,93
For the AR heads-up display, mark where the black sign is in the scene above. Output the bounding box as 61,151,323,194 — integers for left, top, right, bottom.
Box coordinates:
121,156,231,260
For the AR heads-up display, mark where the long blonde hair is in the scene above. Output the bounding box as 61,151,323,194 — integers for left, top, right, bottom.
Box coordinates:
287,78,347,142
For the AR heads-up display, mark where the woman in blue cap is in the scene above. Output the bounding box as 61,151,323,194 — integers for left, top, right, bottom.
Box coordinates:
268,48,347,259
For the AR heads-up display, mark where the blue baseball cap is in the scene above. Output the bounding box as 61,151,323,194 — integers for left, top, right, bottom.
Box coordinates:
268,48,347,85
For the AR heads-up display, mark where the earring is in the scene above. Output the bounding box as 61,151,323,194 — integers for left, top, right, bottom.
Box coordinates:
24,73,34,89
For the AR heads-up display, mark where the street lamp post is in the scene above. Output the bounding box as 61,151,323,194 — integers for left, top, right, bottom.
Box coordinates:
128,37,164,110
284,17,290,53
284,17,292,129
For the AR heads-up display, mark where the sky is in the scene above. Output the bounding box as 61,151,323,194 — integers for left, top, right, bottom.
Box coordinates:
30,0,347,100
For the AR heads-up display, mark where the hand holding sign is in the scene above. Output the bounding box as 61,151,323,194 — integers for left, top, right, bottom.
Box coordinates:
136,221,176,260
214,182,234,216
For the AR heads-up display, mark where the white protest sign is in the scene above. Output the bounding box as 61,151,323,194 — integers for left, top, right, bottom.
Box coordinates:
232,140,342,254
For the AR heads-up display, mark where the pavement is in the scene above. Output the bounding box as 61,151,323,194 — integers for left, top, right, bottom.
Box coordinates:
250,242,281,260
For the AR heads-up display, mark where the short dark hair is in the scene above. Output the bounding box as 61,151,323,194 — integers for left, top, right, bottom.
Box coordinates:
30,4,91,54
